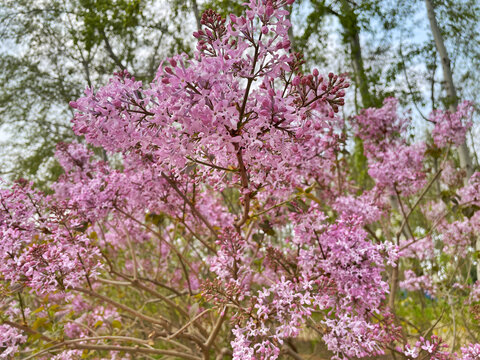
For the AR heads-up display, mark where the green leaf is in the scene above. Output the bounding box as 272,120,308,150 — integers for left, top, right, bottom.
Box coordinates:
252,233,264,242
259,220,275,236
462,205,480,219
111,320,122,329
94,320,103,328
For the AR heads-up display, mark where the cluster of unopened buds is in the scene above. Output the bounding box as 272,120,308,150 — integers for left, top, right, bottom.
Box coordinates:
193,10,227,55
292,71,349,116
112,68,133,80
201,278,246,305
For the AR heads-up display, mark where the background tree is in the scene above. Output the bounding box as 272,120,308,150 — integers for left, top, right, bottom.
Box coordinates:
0,0,196,186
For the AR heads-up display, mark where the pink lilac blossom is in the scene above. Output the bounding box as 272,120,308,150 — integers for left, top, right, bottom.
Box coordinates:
0,324,26,359
0,181,101,295
459,343,480,359
437,219,474,257
398,236,435,261
50,350,83,360
400,270,435,297
353,97,409,155
208,226,252,284
468,281,480,303
440,161,464,188
398,336,450,360
231,277,310,359
352,99,427,197
69,0,347,201
228,206,398,359
64,306,121,338
459,172,480,206
368,143,427,196
333,190,387,225
322,314,392,359
431,101,474,148
400,340,480,360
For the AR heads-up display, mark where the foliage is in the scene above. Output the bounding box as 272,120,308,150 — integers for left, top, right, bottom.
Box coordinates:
0,0,194,186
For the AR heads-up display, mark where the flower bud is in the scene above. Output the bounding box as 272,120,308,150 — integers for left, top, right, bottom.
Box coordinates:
265,5,274,17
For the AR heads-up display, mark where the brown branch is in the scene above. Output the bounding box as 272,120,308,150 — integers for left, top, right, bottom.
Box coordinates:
186,156,237,172
161,172,218,237
283,344,305,360
100,28,126,71
73,287,171,328
234,150,251,229
203,307,228,360
2,320,53,342
24,340,201,360
168,309,210,340
113,205,203,263
395,166,443,241
100,271,190,321
394,185,416,244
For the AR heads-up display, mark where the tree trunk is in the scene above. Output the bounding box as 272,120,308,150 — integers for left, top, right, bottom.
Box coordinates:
425,0,473,179
339,0,373,108
191,0,202,31
286,5,295,51
337,0,374,192
425,0,477,280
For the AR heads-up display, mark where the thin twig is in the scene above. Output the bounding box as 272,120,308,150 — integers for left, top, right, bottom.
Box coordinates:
24,339,201,360
204,307,227,350
72,287,171,327
167,308,210,341
186,156,237,172
161,172,218,237
395,166,443,241
2,320,53,342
